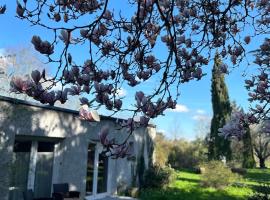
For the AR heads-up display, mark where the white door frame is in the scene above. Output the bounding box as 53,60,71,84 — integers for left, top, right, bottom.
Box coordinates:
27,141,55,195
27,141,38,190
85,143,109,200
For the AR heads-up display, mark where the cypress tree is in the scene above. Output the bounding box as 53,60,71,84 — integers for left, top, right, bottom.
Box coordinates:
231,102,256,168
242,125,256,168
208,53,232,161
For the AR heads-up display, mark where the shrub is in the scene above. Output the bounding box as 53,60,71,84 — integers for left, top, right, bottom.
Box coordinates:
231,167,247,175
200,161,240,189
126,187,139,198
143,165,176,189
167,138,208,169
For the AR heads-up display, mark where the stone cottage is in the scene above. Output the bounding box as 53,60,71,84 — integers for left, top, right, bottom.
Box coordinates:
0,95,156,200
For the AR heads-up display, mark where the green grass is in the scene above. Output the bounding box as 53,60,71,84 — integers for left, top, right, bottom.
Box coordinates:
140,169,270,200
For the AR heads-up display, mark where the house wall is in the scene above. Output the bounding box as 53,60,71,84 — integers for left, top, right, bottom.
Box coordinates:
0,97,156,200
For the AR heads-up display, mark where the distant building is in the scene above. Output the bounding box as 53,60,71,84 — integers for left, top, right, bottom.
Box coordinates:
0,95,156,200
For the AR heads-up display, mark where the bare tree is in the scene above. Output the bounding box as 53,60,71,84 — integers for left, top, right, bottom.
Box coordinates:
0,46,45,98
251,121,270,168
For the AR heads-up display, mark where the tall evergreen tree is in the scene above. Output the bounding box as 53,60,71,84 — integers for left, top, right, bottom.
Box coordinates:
208,53,232,161
230,102,255,168
242,126,256,168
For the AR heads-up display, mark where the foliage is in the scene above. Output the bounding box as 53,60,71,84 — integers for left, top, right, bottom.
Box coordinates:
154,132,172,167
154,132,208,169
200,161,240,189
209,53,232,160
242,126,256,168
168,139,207,169
142,165,176,189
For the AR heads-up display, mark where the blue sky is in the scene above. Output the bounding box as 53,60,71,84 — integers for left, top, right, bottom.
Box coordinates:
0,1,263,140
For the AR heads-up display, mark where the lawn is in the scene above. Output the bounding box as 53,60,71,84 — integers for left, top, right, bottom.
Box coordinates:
139,169,270,200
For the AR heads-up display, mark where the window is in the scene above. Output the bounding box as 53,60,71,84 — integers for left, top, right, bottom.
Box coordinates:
37,142,54,152
13,140,31,152
86,143,96,194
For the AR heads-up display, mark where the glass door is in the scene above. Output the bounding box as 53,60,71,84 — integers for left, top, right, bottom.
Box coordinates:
9,141,31,200
85,143,108,199
34,142,54,198
9,140,55,200
97,153,108,194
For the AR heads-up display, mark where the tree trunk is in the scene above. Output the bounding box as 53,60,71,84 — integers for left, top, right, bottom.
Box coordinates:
259,157,266,168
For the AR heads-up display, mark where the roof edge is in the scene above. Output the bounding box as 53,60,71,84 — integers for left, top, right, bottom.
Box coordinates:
0,95,156,128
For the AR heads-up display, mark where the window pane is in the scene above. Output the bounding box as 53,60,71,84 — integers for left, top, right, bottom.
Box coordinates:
13,140,31,152
9,152,30,200
86,144,95,195
34,152,54,198
37,142,55,152
97,153,108,194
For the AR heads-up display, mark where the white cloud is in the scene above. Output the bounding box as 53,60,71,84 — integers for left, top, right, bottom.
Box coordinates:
196,109,206,114
192,114,211,121
117,87,127,97
157,129,166,134
0,48,14,68
168,104,189,113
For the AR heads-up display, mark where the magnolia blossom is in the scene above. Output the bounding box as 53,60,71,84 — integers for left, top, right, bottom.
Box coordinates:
0,5,6,14
16,2,25,17
218,111,247,139
59,30,70,45
31,36,54,55
219,111,258,139
31,70,41,84
99,126,111,146
79,105,100,122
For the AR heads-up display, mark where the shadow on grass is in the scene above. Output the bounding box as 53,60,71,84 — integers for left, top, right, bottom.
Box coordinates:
176,177,200,184
244,169,270,183
140,187,246,200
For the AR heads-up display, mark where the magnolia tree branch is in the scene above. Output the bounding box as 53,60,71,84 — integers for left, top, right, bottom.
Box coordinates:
7,0,270,157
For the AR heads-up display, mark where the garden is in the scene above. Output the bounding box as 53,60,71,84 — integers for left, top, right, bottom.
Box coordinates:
140,167,270,200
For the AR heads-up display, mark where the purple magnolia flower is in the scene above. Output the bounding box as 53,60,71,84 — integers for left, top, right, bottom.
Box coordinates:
31,36,54,55
80,97,90,106
45,91,57,106
135,91,144,102
79,105,100,122
80,29,89,38
68,85,81,95
219,111,246,139
31,70,41,84
140,116,150,126
16,2,25,17
59,30,70,45
10,76,33,93
103,10,113,20
56,89,68,104
99,126,110,146
114,99,122,110
244,36,251,44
